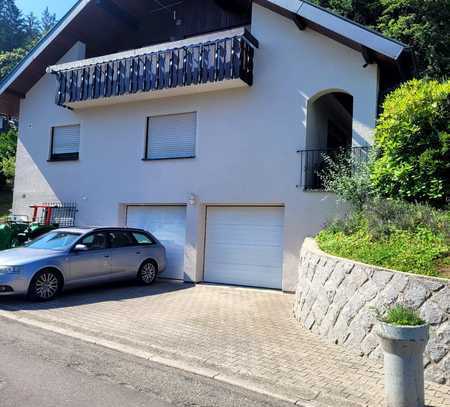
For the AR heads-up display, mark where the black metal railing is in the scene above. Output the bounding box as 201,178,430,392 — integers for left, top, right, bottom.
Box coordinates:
53,33,255,107
298,146,370,191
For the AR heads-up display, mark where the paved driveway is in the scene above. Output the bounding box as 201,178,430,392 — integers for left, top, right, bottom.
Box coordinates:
0,281,447,407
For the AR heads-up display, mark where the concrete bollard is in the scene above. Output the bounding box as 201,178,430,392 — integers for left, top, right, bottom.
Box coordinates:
377,322,429,407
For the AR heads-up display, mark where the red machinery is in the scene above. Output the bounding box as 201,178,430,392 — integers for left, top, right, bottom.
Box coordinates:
29,202,77,227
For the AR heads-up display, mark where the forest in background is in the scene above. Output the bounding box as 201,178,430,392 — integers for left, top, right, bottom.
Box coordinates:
0,0,57,80
0,0,57,193
311,0,449,80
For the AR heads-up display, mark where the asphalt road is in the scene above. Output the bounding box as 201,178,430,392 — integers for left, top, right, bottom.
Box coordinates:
0,316,293,407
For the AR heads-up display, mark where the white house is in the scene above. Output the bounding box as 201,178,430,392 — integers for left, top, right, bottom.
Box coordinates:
0,0,414,291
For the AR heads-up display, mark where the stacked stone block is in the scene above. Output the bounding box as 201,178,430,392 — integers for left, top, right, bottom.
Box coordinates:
294,238,450,385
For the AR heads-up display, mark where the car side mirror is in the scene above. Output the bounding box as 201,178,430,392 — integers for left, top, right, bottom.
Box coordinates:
74,244,89,252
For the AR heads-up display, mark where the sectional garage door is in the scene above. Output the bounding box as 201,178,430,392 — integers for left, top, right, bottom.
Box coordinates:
126,206,186,280
204,207,284,289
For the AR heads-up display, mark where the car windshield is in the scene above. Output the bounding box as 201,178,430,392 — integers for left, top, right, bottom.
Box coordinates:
26,232,81,251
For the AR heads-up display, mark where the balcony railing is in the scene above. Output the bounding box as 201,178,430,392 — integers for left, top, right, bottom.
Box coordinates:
51,30,256,108
298,146,370,191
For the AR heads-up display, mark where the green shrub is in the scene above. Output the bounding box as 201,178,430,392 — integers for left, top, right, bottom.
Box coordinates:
0,127,17,185
317,205,449,277
0,127,17,158
363,198,450,239
372,79,450,207
319,149,374,211
315,79,450,278
0,156,15,183
379,305,425,327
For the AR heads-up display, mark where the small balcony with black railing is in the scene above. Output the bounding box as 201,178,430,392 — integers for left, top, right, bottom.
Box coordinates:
298,90,371,191
297,146,370,191
48,27,257,110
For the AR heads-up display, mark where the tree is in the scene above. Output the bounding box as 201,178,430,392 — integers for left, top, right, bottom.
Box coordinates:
310,0,450,80
0,125,17,184
23,12,41,44
1,155,15,182
41,7,57,34
378,0,450,80
0,1,57,82
0,47,27,79
0,0,25,51
371,79,450,207
0,0,58,190
310,0,382,27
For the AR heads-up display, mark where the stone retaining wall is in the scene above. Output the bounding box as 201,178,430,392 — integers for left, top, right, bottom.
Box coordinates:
294,238,449,385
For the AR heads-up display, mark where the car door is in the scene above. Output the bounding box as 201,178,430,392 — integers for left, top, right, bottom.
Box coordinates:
68,232,112,282
106,230,142,276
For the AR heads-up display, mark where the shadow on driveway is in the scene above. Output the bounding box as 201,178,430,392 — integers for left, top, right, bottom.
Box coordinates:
0,279,193,311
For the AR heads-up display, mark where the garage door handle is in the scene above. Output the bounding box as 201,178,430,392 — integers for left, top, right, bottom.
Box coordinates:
104,255,110,258
136,251,141,255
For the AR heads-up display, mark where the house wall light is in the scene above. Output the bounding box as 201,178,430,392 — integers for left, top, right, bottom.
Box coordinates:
188,193,197,206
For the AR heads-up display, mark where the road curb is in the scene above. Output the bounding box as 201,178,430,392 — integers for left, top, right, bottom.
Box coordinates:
0,310,320,407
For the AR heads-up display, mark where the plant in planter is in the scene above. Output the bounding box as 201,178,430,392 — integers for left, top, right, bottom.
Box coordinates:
375,305,429,407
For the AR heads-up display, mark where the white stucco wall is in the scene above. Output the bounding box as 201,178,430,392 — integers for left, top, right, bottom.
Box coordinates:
13,5,379,291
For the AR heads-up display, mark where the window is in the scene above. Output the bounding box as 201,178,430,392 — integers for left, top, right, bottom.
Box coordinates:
27,232,81,251
132,232,154,246
80,233,108,251
108,231,135,248
50,125,80,161
145,112,196,160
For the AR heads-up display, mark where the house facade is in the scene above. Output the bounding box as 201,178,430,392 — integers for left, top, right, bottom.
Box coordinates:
0,0,414,292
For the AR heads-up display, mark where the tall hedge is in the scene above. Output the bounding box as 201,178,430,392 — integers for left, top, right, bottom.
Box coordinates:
372,79,449,207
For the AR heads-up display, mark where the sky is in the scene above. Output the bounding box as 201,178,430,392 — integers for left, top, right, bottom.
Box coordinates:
15,0,78,19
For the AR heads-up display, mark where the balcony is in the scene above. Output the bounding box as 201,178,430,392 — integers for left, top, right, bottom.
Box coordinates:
298,146,370,191
48,28,257,109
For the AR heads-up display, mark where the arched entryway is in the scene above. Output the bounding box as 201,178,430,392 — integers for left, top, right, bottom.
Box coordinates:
301,91,354,190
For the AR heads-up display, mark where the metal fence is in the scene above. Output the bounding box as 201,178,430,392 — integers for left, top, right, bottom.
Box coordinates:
298,146,370,191
54,33,255,107
31,202,78,227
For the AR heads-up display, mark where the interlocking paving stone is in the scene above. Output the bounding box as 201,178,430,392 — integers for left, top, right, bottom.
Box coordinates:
0,280,448,407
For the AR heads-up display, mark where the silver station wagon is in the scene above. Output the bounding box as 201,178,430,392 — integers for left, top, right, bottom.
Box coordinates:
0,227,167,301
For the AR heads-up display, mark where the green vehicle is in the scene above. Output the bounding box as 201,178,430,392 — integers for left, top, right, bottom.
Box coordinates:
0,203,77,251
0,219,59,251
0,220,28,250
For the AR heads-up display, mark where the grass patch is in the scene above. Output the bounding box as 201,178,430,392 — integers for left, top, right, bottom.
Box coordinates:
316,204,449,278
379,305,425,327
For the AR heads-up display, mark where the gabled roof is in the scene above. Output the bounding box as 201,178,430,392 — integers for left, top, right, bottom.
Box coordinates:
0,0,415,117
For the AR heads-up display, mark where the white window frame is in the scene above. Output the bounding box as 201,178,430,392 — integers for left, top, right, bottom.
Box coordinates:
50,124,80,161
144,112,197,161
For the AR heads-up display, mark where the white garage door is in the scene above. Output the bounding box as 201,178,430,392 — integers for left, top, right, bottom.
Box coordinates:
126,206,186,280
204,207,284,289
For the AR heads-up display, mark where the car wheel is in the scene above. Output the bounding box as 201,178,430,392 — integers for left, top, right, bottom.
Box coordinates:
138,260,157,285
28,270,60,301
